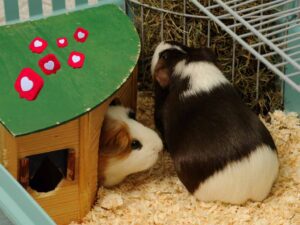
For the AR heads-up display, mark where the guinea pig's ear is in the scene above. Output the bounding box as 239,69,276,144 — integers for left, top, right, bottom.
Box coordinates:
153,53,171,88
99,117,131,158
194,47,218,64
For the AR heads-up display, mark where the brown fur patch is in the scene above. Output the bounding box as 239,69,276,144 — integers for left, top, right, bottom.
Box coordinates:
98,116,132,185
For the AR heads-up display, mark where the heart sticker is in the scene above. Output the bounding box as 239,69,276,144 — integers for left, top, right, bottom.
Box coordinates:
15,68,44,101
34,40,42,48
38,54,61,75
29,37,48,54
57,37,68,48
68,51,85,68
74,27,89,43
72,55,80,63
20,77,33,91
44,61,55,71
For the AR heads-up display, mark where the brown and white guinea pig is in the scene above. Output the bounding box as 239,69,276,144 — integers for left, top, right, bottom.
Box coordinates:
151,41,279,204
98,104,163,187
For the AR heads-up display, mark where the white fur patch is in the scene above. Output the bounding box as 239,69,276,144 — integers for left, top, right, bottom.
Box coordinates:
102,106,163,187
151,41,185,76
193,145,279,204
174,61,229,97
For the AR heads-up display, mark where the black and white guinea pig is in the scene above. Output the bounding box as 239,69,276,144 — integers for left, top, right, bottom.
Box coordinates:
151,41,279,204
98,105,163,187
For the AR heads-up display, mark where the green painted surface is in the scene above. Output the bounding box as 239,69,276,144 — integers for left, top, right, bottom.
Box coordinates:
76,0,88,6
3,0,19,22
52,0,66,11
0,4,140,136
28,0,43,17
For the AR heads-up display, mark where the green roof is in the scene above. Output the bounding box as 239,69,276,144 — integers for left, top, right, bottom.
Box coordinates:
0,4,140,136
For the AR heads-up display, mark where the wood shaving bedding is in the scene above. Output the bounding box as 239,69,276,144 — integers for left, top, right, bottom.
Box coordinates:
70,91,300,225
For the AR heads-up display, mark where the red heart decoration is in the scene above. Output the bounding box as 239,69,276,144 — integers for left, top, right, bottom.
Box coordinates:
74,27,89,43
38,54,61,75
29,37,48,54
14,68,44,101
57,37,68,48
68,51,85,69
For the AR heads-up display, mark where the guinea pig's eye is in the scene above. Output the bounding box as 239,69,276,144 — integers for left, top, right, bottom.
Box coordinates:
128,110,136,120
160,51,169,60
131,139,142,150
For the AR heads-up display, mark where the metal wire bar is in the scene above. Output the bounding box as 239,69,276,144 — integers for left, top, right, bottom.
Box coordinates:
263,44,300,57
239,17,300,38
262,22,299,38
250,32,300,48
160,0,163,41
240,23,299,45
218,0,286,19
183,0,186,45
242,0,293,18
227,7,299,29
275,58,300,67
256,0,264,101
215,0,300,71
189,0,300,92
276,35,300,48
286,71,300,77
128,0,209,19
206,0,244,10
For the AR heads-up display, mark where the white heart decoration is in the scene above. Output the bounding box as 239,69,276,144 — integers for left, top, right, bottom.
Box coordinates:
44,61,55,70
58,39,65,44
72,55,81,63
77,32,85,39
34,40,43,48
20,76,33,92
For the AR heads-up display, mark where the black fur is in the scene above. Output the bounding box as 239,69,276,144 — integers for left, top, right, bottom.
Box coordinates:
153,42,276,193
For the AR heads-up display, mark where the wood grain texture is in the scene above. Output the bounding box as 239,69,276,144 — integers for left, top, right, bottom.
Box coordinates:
0,4,140,136
67,150,76,181
30,180,80,225
17,119,79,158
19,157,29,189
0,124,18,178
78,101,108,218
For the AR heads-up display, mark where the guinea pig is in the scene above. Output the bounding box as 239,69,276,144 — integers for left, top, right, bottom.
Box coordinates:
98,105,163,187
151,41,279,204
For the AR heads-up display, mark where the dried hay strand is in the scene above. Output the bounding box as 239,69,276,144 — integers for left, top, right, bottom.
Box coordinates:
127,0,283,115
70,91,300,225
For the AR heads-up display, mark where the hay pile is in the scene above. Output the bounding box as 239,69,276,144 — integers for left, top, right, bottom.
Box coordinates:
70,91,299,225
127,0,283,115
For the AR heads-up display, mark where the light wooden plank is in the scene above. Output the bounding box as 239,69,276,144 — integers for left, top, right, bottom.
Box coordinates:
30,181,80,225
42,0,52,16
88,0,97,5
18,0,29,21
19,158,30,189
65,0,75,10
78,101,109,218
0,0,6,25
0,125,18,178
17,119,79,158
